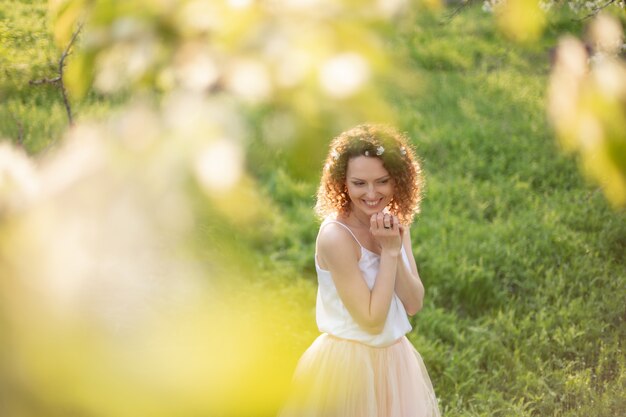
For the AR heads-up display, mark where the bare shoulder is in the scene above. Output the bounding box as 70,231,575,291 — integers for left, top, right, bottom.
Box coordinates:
317,222,360,266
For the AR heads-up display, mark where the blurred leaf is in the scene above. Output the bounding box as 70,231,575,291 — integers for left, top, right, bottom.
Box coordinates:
65,51,94,100
50,0,85,48
496,0,545,43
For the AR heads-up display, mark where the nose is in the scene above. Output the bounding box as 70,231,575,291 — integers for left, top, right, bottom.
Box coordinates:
366,184,376,198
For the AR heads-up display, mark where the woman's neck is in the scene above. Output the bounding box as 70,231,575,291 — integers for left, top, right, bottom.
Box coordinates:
347,208,371,229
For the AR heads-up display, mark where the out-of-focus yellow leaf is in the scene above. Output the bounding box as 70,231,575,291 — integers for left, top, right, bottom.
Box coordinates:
65,51,94,100
580,139,626,207
548,15,626,209
496,0,545,43
50,0,85,48
418,0,443,11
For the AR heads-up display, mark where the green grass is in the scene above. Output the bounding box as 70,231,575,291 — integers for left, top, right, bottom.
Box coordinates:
400,8,625,416
394,8,625,416
2,1,625,416
0,1,62,151
257,7,626,417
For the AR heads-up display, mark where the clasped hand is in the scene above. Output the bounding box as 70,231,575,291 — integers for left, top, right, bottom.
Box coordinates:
369,212,403,256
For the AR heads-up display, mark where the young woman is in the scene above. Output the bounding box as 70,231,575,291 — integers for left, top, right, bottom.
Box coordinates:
279,124,440,417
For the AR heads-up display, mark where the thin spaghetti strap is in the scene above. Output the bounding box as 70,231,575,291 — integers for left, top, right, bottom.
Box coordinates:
320,219,366,249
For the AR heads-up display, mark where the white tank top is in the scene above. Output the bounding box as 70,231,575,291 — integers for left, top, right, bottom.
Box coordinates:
315,218,412,347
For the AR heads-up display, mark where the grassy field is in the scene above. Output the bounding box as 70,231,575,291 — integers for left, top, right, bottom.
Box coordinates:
2,1,625,416
248,8,626,417
392,11,626,416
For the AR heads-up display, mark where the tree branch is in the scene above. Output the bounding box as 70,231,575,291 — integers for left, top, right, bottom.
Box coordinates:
58,23,83,126
29,23,83,126
441,0,475,24
577,0,616,21
29,76,61,85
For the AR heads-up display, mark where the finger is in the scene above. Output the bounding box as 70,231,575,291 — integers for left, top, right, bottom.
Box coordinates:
392,215,399,230
383,214,392,229
376,212,384,230
370,214,378,231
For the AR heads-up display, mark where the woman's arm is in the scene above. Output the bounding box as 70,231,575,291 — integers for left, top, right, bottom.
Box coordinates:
317,213,402,334
394,225,425,315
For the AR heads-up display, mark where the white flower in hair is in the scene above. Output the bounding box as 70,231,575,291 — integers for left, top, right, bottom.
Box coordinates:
331,149,340,160
364,150,370,156
376,146,384,156
400,146,406,155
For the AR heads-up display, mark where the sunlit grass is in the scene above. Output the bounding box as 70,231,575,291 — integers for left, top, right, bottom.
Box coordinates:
1,2,625,417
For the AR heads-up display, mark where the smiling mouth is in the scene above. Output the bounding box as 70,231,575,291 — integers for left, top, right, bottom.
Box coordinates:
363,198,382,207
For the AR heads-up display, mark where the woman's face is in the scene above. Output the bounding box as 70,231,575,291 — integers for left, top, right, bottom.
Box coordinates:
345,156,394,217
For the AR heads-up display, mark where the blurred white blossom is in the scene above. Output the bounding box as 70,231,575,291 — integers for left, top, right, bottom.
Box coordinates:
548,15,626,207
0,143,40,213
110,17,149,41
174,43,220,92
176,0,225,33
194,139,244,191
589,13,624,56
94,38,157,93
482,0,499,12
319,52,370,98
226,58,272,102
228,0,253,8
376,0,409,17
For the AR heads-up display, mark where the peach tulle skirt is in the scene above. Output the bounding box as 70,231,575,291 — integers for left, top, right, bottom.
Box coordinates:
279,334,440,417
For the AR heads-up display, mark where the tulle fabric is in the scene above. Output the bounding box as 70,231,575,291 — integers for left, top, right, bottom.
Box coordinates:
279,334,440,417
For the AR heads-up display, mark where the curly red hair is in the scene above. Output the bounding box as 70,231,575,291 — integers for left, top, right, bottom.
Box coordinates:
315,124,424,225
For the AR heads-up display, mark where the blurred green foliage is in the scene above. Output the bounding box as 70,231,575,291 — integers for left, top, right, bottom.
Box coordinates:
0,1,625,417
